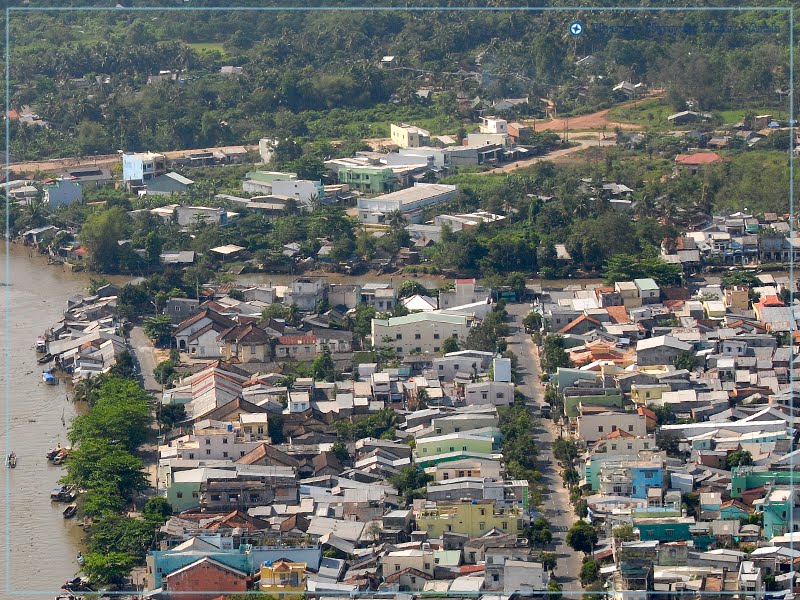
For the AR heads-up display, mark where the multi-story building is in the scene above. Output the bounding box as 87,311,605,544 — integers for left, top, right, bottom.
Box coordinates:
371,312,472,355
259,560,307,599
414,499,523,539
414,432,495,460
462,381,514,407
391,123,431,148
438,278,491,308
284,277,327,311
576,408,647,444
44,178,82,209
325,158,397,195
122,151,167,188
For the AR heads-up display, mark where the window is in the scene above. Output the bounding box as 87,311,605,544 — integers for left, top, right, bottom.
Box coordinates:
443,472,449,480
396,348,402,353
458,471,465,477
394,564,401,572
411,577,417,584
222,437,228,444
492,574,500,582
449,446,454,452
250,494,259,502
424,563,431,570
415,347,421,353
223,452,229,458
240,451,245,457
611,444,617,451
415,333,421,340
206,449,211,455
482,392,488,400
643,442,650,449
479,522,486,530
627,443,633,450
434,334,440,339
396,334,403,340
645,471,654,479
228,494,237,502
211,494,221,501
192,492,199,498
438,365,444,371
188,453,194,459
611,425,617,432
480,508,486,516
205,439,211,445
447,525,452,532
628,425,634,431
598,426,604,432
434,347,440,352
176,491,183,499
462,446,467,451
497,393,504,399
502,522,508,530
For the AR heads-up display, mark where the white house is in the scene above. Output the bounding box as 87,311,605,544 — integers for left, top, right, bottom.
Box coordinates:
44,178,83,209
371,312,472,355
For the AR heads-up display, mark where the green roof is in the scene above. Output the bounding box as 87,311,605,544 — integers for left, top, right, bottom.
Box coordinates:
380,313,467,327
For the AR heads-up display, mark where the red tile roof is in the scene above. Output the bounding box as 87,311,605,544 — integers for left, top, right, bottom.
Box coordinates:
675,152,722,165
277,335,317,346
605,305,631,324
558,314,601,334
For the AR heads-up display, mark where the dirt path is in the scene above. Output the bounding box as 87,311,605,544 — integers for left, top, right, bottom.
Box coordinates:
524,94,664,132
486,136,616,174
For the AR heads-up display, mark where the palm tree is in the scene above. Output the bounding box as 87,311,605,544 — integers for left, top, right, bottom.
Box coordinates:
386,210,408,230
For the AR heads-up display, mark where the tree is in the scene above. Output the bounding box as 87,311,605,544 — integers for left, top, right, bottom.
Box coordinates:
648,403,674,426
540,551,557,571
442,335,460,354
260,303,289,322
580,557,600,586
143,497,173,522
109,350,135,379
143,315,173,347
613,523,637,542
330,442,349,463
310,347,336,381
552,438,579,465
523,312,542,333
153,360,176,385
547,579,563,600
673,351,697,371
389,465,433,504
397,280,429,299
158,403,186,430
727,450,753,468
566,520,598,555
89,514,157,558
526,517,553,546
79,206,132,273
81,551,137,585
268,413,286,444
541,335,571,373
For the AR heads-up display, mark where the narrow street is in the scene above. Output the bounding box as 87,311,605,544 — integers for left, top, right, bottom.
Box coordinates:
506,302,585,592
129,324,161,393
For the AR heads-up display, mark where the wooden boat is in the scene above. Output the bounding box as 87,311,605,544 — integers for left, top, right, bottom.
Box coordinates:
63,504,78,519
35,336,47,353
6,452,16,468
46,446,62,460
76,552,84,566
52,449,69,465
51,486,69,501
37,353,54,364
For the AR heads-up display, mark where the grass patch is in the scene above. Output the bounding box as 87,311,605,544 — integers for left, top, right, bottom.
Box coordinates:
607,98,674,129
186,42,227,56
715,106,786,125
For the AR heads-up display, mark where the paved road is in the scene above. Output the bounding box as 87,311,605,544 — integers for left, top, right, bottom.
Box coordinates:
506,302,585,592
129,325,161,394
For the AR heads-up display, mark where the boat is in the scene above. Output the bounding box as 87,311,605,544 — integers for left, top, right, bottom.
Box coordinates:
76,552,84,566
51,486,69,501
52,449,70,465
37,353,54,364
35,336,47,353
46,445,62,460
63,504,78,518
6,452,16,468
42,370,58,385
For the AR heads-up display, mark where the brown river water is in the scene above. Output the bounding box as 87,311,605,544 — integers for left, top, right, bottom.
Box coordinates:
0,243,131,595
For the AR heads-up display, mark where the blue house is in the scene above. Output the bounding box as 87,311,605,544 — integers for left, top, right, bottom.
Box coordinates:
631,464,663,499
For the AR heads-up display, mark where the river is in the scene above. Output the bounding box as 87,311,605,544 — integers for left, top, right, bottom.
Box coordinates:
0,243,129,594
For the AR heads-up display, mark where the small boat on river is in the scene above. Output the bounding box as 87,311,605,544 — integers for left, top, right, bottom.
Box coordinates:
42,370,58,385
6,452,16,468
35,336,47,353
62,504,78,519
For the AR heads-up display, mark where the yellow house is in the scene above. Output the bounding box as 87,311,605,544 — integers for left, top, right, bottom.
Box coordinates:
259,560,307,598
630,383,671,406
415,500,522,539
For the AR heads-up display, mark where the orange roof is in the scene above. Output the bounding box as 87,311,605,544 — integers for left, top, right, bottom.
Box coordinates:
603,429,635,440
675,152,722,166
459,565,485,574
605,305,631,324
758,295,785,307
638,406,657,420
7,109,20,119
277,335,317,346
663,300,686,310
558,314,601,334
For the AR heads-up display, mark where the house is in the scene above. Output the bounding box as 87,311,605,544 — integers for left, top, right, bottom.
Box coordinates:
325,158,396,195
635,335,693,367
220,65,244,76
675,152,722,175
414,432,495,459
165,298,200,324
122,151,167,188
479,117,508,134
175,206,229,227
43,178,82,209
259,559,307,598
576,408,647,444
383,549,435,580
634,278,660,305
438,279,491,309
391,124,431,148
174,308,237,357
58,167,113,189
371,313,471,355
160,250,196,267
414,499,522,539
162,557,249,600
463,381,514,407
667,111,707,125
615,281,641,308
285,277,327,311
357,183,458,224
217,323,272,363
146,172,195,195
275,335,318,361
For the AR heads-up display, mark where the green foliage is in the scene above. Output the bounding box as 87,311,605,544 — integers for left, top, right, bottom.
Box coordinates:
604,253,682,287
330,442,350,463
526,517,553,546
566,520,598,555
143,315,173,348
260,303,290,322
442,335,460,354
153,360,177,385
541,335,571,374
268,413,286,444
648,403,674,427
727,450,754,468
498,401,539,479
580,557,600,586
68,378,152,452
79,207,133,273
389,466,433,504
613,523,637,542
547,579,563,600
89,514,158,559
673,351,697,371
397,280,429,299
159,403,187,430
334,409,396,442
81,551,137,586
523,312,542,333
143,497,173,522
540,551,558,572
465,304,509,352
721,271,759,290
552,438,579,465
310,348,336,382
109,350,136,379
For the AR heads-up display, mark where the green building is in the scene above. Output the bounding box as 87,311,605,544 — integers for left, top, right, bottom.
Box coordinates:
731,466,796,499
328,161,396,195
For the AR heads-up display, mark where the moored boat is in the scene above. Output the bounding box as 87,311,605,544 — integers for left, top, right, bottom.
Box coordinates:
46,445,62,460
35,336,47,353
37,353,54,364
6,452,16,468
42,370,58,385
63,504,78,518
